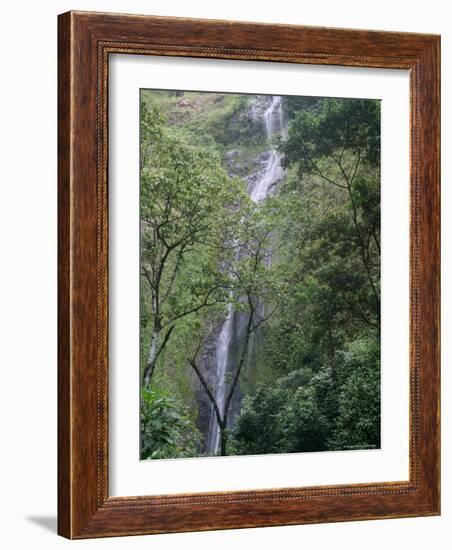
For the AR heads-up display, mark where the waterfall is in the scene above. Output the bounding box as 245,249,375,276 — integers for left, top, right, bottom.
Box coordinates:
205,300,233,453
250,96,285,202
205,95,285,455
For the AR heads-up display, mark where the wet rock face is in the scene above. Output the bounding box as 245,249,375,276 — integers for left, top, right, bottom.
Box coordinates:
249,95,274,121
223,149,244,177
255,150,272,164
219,99,266,148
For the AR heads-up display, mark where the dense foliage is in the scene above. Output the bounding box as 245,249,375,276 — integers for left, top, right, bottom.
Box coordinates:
233,337,380,454
141,387,201,459
139,90,381,459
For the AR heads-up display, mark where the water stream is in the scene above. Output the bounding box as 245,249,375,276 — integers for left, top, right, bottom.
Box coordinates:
205,95,285,455
250,96,285,202
205,300,233,453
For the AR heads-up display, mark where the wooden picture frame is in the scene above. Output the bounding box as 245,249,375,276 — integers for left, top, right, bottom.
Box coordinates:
58,10,440,539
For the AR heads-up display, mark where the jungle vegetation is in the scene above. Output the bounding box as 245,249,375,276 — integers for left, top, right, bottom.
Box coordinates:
139,90,381,459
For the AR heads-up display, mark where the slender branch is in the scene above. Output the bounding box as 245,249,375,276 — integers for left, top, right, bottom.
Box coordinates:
345,179,381,321
162,285,227,328
309,158,348,190
161,245,187,304
188,359,223,428
164,222,211,252
372,223,381,255
349,150,362,186
141,325,176,386
329,152,349,184
154,325,175,364
222,305,254,423
251,301,280,332
141,265,155,290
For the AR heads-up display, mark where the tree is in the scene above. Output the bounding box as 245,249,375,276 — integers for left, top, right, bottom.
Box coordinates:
140,100,246,385
231,386,289,455
231,338,380,455
187,200,284,455
280,98,381,324
329,337,381,450
232,368,334,455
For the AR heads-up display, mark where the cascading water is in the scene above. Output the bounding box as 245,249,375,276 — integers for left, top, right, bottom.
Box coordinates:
250,96,285,202
205,300,233,453
205,95,285,455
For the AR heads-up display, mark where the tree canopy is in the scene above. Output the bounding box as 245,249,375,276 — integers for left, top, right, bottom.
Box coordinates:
139,91,381,459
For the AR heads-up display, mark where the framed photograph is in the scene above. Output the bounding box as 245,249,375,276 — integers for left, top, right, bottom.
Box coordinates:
58,11,440,538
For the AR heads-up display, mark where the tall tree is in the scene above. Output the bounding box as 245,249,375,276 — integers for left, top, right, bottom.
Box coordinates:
140,100,245,385
187,201,283,455
280,98,381,324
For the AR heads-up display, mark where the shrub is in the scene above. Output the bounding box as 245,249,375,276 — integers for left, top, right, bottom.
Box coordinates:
140,387,202,459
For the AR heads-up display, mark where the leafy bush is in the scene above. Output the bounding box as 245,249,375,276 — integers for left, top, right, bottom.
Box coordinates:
140,387,202,460
280,368,336,453
231,337,380,455
330,338,381,450
232,386,289,455
232,370,333,455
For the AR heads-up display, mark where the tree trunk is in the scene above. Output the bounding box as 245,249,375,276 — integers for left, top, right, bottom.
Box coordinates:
346,183,380,324
142,326,160,386
220,427,228,456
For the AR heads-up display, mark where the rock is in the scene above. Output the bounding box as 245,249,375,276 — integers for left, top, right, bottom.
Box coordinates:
224,149,241,162
248,95,274,121
254,150,271,165
223,149,245,177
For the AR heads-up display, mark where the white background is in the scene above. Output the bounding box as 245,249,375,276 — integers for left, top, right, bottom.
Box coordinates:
110,56,409,496
0,0,449,548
